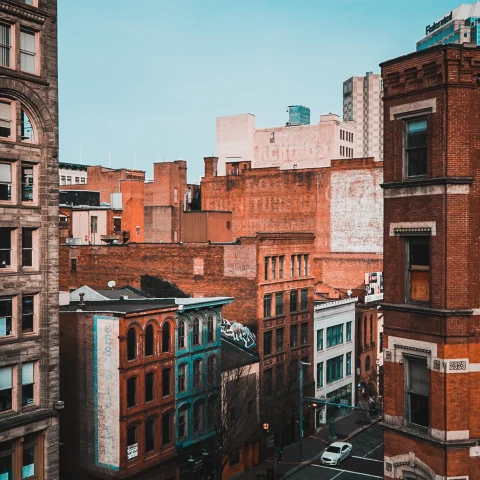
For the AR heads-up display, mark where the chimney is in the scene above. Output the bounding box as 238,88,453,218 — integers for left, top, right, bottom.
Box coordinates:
204,157,218,178
77,292,86,311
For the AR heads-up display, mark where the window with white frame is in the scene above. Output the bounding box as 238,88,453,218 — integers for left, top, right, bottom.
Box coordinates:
0,297,13,338
0,24,11,68
20,29,36,74
0,162,12,201
21,362,35,406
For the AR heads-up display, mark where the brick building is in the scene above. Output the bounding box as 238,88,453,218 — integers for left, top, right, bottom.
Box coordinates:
0,0,60,478
381,43,480,479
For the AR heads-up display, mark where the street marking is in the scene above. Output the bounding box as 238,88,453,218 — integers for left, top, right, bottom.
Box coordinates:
330,472,344,480
363,443,383,458
311,464,383,478
352,455,383,463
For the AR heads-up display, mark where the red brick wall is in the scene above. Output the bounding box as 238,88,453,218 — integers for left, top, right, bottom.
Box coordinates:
144,206,173,242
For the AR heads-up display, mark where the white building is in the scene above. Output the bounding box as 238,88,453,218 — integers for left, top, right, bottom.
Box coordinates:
313,297,357,429
343,72,383,162
59,162,88,185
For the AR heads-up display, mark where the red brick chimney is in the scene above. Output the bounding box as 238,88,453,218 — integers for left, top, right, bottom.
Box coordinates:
204,157,218,178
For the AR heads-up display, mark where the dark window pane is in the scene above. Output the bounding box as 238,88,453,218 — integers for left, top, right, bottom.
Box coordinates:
145,325,154,356
22,443,35,478
275,328,284,352
22,296,34,333
0,366,12,412
0,298,12,337
127,328,136,360
290,290,298,313
0,229,11,268
145,419,155,452
162,414,171,444
409,393,429,427
290,324,298,347
145,373,154,402
264,331,272,356
162,369,170,396
162,322,170,352
178,321,185,348
275,293,283,316
0,446,12,479
127,426,136,446
410,240,430,266
127,377,136,408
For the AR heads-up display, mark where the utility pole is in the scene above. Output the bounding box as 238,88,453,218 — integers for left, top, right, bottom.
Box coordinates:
299,361,311,462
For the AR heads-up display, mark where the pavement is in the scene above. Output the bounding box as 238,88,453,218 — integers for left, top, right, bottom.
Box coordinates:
237,410,383,480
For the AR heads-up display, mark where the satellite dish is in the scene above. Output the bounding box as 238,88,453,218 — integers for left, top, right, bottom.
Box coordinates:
108,280,116,289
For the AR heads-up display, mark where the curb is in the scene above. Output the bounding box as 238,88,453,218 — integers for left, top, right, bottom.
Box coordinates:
281,417,382,479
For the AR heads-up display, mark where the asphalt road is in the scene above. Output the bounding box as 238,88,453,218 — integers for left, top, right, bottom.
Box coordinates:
289,427,383,479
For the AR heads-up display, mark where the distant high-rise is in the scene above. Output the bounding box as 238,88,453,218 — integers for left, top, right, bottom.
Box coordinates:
343,72,383,162
287,105,310,125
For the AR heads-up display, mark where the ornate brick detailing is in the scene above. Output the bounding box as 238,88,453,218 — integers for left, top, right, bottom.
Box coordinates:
386,462,393,472
449,360,467,371
432,359,441,371
384,350,393,362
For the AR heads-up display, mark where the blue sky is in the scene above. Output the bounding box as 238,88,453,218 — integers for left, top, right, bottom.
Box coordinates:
58,0,461,182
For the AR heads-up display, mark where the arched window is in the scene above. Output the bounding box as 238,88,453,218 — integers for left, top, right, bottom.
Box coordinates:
193,317,201,346
127,377,137,408
193,359,202,388
178,320,185,349
193,400,204,433
162,322,171,353
145,324,154,357
127,328,136,361
363,317,367,348
127,425,138,460
369,315,373,344
207,356,216,384
207,315,215,343
162,413,171,445
21,109,35,142
365,355,371,372
145,417,155,452
178,364,187,392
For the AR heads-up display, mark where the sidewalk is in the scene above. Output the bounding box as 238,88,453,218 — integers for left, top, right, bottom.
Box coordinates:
237,410,376,480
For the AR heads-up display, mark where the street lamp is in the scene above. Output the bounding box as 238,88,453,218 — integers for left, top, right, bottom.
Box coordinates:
299,361,311,462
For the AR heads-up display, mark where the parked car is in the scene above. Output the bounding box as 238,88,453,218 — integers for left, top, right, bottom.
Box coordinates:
320,441,352,466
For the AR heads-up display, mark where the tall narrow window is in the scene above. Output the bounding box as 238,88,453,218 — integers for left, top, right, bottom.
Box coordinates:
22,229,34,268
20,29,36,74
0,24,11,68
264,257,269,281
127,426,137,460
22,362,34,406
21,110,34,142
0,228,12,268
207,315,215,342
263,295,271,318
21,165,34,202
346,352,352,376
405,118,427,177
127,328,136,361
275,292,283,316
193,317,200,346
316,362,323,388
301,322,308,345
304,254,309,276
162,322,170,352
407,358,429,428
271,257,276,280
178,409,187,439
346,321,352,342
90,216,98,234
113,216,122,233
279,256,284,279
263,330,272,356
0,101,11,138
145,419,155,452
127,377,136,408
145,372,154,402
0,366,12,412
145,324,154,357
193,401,203,433
178,364,186,392
297,255,302,277
162,368,170,396
289,360,298,385
173,187,178,204
193,359,202,388
316,329,323,351
290,324,298,347
290,290,298,313
370,316,373,344
407,237,430,303
0,163,12,200
178,320,185,349
22,295,34,334
22,434,36,478
0,297,12,337
275,327,284,352
162,413,171,444
290,256,295,278
379,332,383,352
207,356,216,384
301,289,308,310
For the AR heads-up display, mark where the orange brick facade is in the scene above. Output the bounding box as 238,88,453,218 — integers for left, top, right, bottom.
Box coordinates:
381,44,480,479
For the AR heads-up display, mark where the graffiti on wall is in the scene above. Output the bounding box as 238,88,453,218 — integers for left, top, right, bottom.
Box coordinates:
221,317,256,348
94,315,120,470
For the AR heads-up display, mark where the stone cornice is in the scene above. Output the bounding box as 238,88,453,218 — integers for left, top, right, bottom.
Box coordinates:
381,177,474,190
381,303,473,317
0,1,48,25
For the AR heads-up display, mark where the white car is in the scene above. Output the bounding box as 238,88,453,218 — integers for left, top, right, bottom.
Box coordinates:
320,441,352,466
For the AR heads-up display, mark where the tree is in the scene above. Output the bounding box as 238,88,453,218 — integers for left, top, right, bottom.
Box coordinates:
140,274,190,298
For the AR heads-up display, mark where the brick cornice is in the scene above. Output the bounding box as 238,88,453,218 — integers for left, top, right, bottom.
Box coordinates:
0,408,57,430
381,303,473,317
381,177,474,190
0,1,48,24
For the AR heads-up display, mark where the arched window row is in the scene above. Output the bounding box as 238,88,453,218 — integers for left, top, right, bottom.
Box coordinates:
126,319,174,362
176,313,218,350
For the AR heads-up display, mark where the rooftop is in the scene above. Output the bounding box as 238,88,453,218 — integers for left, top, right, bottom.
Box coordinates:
221,335,259,371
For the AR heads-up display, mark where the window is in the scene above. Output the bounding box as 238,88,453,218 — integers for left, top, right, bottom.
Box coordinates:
363,317,367,347
22,434,37,478
275,327,284,352
74,176,79,184
346,322,352,342
113,217,121,233
193,401,203,433
0,298,12,338
346,352,352,376
22,229,35,268
326,324,343,348
365,355,371,372
379,332,383,352
316,362,323,388
20,29,36,74
21,165,34,202
178,364,186,392
178,409,187,439
0,228,12,268
279,256,284,278
193,317,200,346
326,355,344,384
127,377,136,408
304,255,309,276
207,315,215,342
275,293,283,316
66,176,72,185
370,316,373,344
405,118,427,177
0,24,11,68
60,175,65,185
316,329,323,351
275,365,284,393
407,237,430,303
271,256,276,280
22,362,34,406
145,372,154,402
290,324,298,347
263,330,272,356
127,426,137,460
81,177,86,184
22,295,34,334
290,290,298,313
143,324,154,357
301,322,308,345
127,328,136,361
301,289,308,311
90,216,97,234
0,163,12,201
162,322,170,352
162,368,170,396
70,258,77,271
263,294,272,318
207,356,216,384
162,413,171,445
297,255,302,276
178,321,185,349
407,357,429,428
290,255,294,277
263,368,272,396
0,366,13,412
21,110,34,142
0,101,12,138
193,359,202,388
264,257,269,281
145,418,155,452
